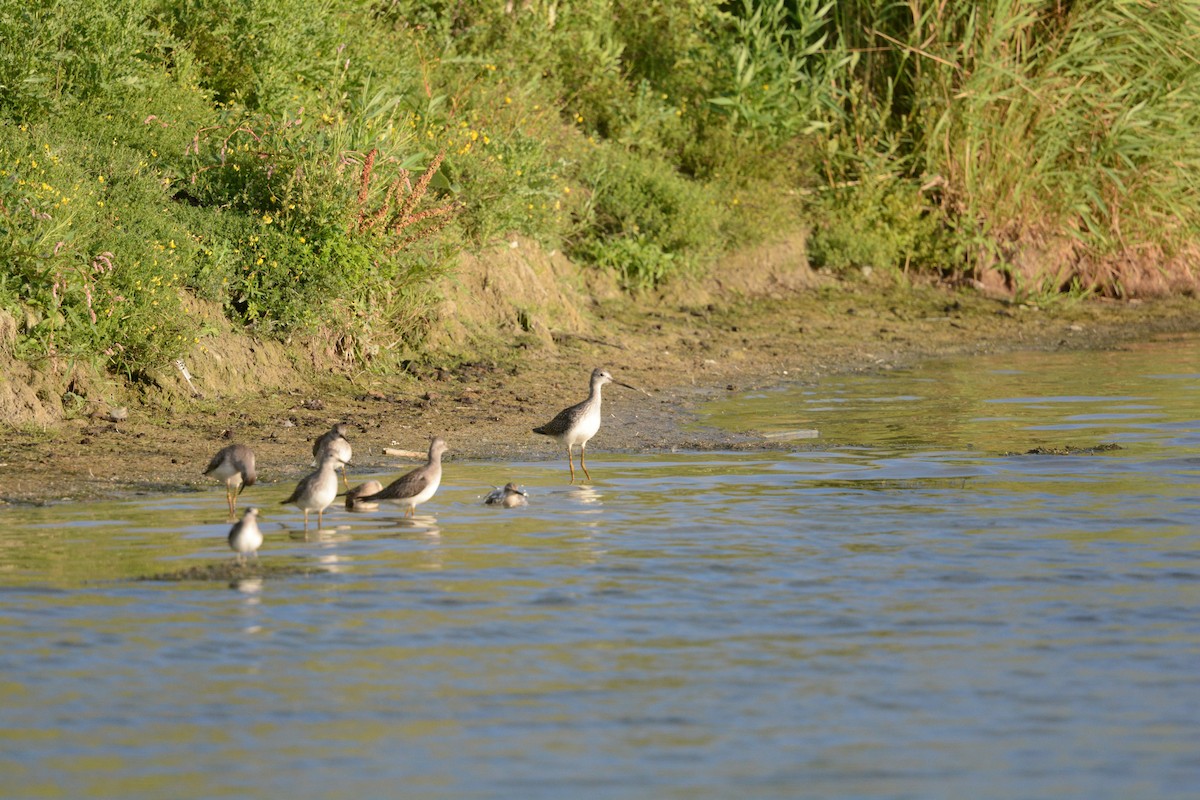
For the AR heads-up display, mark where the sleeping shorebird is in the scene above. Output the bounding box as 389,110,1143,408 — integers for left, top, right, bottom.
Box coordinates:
203,443,257,518
345,480,383,511
312,422,353,491
228,507,263,564
484,483,529,508
281,454,342,531
357,437,447,517
533,367,639,483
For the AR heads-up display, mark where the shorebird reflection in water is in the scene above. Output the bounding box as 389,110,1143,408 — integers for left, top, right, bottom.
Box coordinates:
312,422,353,491
533,367,640,483
485,482,528,508
228,507,263,564
203,443,257,517
357,437,447,517
281,454,342,531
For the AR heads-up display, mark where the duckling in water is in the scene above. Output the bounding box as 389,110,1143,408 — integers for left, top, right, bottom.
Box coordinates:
484,482,529,508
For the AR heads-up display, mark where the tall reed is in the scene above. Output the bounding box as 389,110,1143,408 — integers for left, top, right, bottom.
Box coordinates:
830,0,1200,279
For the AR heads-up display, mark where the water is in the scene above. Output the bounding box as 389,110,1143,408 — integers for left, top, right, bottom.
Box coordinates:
2,334,1199,799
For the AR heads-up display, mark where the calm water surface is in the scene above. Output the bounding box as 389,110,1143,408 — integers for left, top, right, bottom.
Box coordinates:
2,335,1199,799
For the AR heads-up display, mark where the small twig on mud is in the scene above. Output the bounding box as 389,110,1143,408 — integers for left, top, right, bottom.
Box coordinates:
174,358,205,398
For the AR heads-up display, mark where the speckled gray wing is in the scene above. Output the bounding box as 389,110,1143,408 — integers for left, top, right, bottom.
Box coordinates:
205,443,256,487
533,401,586,436
204,444,235,475
361,468,430,502
281,471,319,505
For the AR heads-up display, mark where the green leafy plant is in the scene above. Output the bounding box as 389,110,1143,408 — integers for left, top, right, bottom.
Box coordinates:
0,110,198,376
575,234,677,292
570,145,722,287
4,0,1200,385
807,175,943,274
707,0,848,142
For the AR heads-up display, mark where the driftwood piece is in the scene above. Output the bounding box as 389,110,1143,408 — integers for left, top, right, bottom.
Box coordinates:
383,447,425,459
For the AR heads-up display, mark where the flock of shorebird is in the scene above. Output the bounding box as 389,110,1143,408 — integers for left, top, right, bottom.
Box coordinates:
205,367,641,564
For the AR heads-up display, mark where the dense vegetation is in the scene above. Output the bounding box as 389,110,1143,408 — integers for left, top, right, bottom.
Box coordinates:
2,0,1198,380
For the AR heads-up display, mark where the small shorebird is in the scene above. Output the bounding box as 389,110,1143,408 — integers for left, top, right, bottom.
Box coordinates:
533,367,639,483
345,480,383,511
312,422,353,490
203,443,257,517
485,482,528,508
357,437,448,517
281,454,342,531
228,507,263,564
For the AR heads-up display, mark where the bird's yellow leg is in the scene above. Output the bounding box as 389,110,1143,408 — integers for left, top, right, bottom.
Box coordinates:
566,445,576,484
580,446,591,482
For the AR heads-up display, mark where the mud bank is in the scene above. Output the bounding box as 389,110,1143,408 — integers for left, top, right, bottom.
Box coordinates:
2,238,1198,505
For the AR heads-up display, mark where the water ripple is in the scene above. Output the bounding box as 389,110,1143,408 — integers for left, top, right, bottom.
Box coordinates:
2,335,1200,798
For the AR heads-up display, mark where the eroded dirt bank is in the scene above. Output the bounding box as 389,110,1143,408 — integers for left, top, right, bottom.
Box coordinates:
2,245,1199,505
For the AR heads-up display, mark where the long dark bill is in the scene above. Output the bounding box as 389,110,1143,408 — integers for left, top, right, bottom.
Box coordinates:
613,380,651,397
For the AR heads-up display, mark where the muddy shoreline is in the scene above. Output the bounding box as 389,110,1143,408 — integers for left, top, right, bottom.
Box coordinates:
2,276,1198,506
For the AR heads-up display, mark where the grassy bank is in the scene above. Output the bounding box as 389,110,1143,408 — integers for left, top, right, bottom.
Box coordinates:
2,0,1198,387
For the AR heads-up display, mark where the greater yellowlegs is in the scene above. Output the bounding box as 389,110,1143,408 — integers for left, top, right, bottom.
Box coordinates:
357,437,447,517
228,507,263,564
312,422,353,490
533,367,637,483
484,482,528,508
345,479,383,511
203,443,257,517
281,454,342,531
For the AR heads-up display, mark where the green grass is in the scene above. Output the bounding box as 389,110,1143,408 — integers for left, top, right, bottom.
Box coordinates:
826,0,1200,275
2,0,1198,383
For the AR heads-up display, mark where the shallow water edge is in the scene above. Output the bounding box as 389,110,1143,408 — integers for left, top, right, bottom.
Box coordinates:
4,289,1200,508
